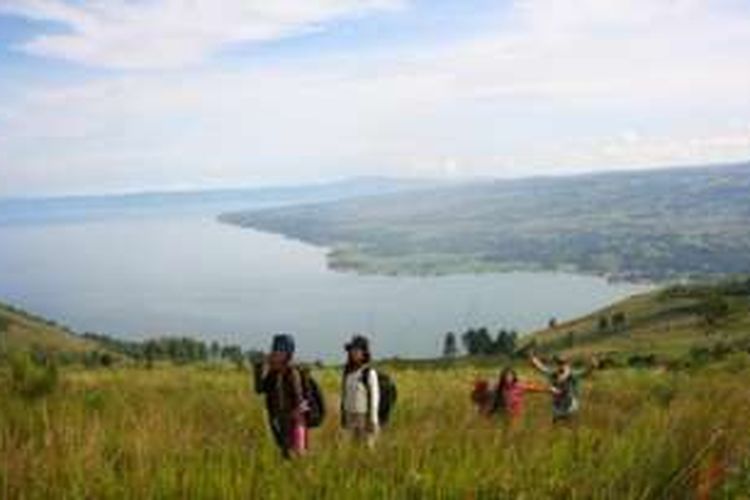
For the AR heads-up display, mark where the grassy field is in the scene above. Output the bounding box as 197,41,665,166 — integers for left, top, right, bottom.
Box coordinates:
3,360,750,498
2,281,750,498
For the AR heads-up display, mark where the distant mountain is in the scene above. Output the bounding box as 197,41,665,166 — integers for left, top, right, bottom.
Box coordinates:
0,177,438,226
220,163,750,282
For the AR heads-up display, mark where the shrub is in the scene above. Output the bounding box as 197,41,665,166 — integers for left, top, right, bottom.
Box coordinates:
627,354,657,368
8,350,58,399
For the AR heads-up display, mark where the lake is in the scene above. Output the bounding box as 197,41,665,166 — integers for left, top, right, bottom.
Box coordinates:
0,213,649,360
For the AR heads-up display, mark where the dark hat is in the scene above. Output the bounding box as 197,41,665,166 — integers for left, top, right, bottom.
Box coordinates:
345,335,370,353
271,334,295,354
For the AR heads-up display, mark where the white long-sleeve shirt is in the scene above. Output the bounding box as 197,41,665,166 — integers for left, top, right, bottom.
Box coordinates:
343,366,380,426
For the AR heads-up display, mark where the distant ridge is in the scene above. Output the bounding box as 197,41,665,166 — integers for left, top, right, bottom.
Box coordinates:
220,162,750,282
0,177,440,226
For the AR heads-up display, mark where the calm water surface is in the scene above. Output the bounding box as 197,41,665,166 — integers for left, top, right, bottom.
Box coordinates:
0,215,650,360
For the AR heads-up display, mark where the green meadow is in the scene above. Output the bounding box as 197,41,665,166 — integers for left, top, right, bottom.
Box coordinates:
2,280,750,498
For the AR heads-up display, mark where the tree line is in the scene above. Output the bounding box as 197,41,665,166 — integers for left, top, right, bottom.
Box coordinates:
443,328,519,357
80,333,261,368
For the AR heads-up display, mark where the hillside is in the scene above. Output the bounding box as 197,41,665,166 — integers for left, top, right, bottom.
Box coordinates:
527,277,750,364
220,162,750,281
0,302,96,355
3,283,750,497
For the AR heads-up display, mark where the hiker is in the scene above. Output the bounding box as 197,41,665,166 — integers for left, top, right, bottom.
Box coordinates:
252,334,308,459
341,335,380,447
529,352,596,422
491,367,552,423
471,379,495,417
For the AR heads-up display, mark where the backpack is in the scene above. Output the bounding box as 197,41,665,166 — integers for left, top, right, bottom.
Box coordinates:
299,367,326,428
362,367,397,425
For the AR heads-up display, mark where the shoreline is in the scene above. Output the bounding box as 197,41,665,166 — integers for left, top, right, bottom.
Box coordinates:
218,217,668,285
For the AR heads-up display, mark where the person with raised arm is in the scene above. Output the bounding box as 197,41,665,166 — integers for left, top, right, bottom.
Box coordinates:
529,352,596,422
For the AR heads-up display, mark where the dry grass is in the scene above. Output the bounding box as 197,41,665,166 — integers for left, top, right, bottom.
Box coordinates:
3,360,750,499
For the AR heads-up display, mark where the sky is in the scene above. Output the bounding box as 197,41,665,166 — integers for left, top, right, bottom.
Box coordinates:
0,0,749,197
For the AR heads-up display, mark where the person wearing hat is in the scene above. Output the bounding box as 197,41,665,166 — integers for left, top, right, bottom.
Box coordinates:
341,335,380,447
252,334,308,458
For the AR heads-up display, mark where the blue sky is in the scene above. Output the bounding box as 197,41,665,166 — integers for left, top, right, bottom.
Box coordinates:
1,0,749,196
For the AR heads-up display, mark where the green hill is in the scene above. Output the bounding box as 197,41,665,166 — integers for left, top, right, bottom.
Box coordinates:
0,302,96,355
220,162,750,281
527,278,750,364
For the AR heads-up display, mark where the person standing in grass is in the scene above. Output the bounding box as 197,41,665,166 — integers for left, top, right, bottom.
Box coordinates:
341,335,380,447
529,353,595,423
252,334,308,459
491,367,553,424
471,379,496,417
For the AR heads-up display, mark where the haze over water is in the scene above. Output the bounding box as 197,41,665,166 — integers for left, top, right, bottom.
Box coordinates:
0,207,651,360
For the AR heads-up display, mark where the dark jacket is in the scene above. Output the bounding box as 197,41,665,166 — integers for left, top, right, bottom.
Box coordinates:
253,362,304,420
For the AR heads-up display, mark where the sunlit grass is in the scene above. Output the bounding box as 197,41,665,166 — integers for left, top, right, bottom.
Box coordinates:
2,360,750,498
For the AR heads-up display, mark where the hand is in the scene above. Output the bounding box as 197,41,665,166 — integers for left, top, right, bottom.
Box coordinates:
291,407,304,423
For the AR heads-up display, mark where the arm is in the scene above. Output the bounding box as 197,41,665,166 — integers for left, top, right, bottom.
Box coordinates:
290,367,305,410
367,368,380,429
519,381,555,394
529,354,551,375
252,360,268,394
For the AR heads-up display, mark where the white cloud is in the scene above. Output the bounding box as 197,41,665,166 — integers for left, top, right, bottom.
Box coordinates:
0,0,405,69
1,0,749,195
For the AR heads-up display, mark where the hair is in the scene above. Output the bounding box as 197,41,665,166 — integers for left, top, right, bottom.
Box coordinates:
494,367,518,413
498,368,518,389
344,346,371,374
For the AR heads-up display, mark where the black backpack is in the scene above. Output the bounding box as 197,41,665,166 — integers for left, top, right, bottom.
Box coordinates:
299,368,326,428
362,367,397,425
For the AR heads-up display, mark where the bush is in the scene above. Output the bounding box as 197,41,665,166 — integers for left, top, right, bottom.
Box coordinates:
627,354,657,368
8,350,58,399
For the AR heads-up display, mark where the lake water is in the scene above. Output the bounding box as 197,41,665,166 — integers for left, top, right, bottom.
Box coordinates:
0,214,649,360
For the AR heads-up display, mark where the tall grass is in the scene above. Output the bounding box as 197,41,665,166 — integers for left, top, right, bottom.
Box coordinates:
2,361,750,498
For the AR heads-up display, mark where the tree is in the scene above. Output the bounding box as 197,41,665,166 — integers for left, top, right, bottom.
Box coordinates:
494,329,517,356
210,341,221,360
598,316,610,332
221,345,244,369
611,312,627,332
443,332,458,358
461,328,494,355
246,349,265,364
701,293,730,334
144,340,159,369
